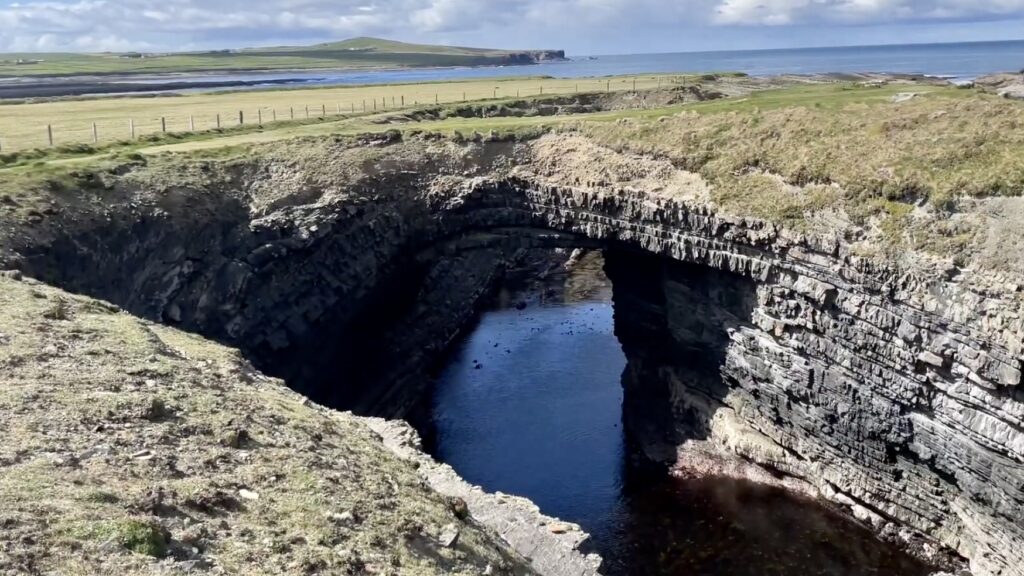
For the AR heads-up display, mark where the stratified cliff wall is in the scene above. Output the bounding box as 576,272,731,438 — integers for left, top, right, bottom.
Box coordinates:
3,134,1021,576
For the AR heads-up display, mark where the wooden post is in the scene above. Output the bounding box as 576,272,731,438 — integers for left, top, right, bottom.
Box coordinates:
238,110,244,125
540,86,544,95
463,92,466,101
351,103,355,113
216,114,221,129
47,124,53,146
337,103,342,115
435,93,438,104
391,96,395,107
373,100,377,111
401,95,404,106
189,115,195,131
363,100,366,112
258,109,262,126
92,122,98,144
161,117,166,132
321,104,325,117
575,83,578,93
606,80,610,92
633,78,636,91
129,118,135,140
305,105,309,119
290,106,295,120
273,109,277,122
493,88,497,98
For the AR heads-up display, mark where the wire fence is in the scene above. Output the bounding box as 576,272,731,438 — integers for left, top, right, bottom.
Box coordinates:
0,75,689,153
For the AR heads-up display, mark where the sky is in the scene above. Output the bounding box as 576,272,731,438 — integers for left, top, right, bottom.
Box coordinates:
2,0,1024,54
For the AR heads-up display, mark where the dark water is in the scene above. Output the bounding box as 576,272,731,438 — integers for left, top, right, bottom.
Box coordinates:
20,39,1022,97
423,259,933,576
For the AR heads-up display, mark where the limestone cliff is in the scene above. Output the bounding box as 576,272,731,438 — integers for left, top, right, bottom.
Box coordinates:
1,132,1022,575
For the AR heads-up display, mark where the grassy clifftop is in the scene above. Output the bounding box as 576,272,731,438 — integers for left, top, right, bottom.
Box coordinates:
0,273,534,575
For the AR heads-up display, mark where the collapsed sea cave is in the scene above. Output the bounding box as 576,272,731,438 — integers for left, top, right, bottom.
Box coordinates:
5,136,1023,575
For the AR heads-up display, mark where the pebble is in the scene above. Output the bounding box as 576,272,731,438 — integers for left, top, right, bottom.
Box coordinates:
238,489,260,501
439,523,460,548
547,523,572,534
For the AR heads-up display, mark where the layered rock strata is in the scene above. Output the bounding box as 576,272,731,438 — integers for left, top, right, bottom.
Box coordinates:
2,135,1022,575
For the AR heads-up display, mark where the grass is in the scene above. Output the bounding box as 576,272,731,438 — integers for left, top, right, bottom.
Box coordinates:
580,83,1023,213
0,73,678,153
0,37,561,77
5,77,1021,264
72,519,169,557
0,276,533,575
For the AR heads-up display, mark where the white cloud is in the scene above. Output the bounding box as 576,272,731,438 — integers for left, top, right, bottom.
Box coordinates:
0,0,1023,52
713,0,1024,25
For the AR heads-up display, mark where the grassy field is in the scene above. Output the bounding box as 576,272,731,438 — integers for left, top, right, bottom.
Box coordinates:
0,74,678,153
0,37,561,77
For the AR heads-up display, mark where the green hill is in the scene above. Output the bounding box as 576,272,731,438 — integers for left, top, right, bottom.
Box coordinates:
0,37,566,78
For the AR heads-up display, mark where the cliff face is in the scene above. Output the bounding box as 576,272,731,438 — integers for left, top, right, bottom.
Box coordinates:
3,134,1023,575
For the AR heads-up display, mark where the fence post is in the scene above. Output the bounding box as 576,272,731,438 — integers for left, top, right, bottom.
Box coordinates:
305,105,309,119
391,96,395,107
493,88,497,98
351,103,355,113
540,86,544,95
633,78,636,91
401,95,404,106
290,106,295,120
607,80,610,92
92,122,98,144
239,110,244,125
435,93,438,104
373,100,377,111
129,118,135,140
463,92,466,102
363,100,366,112
189,115,195,131
258,109,262,126
273,109,277,122
161,117,166,132
321,104,325,117
337,103,342,115
47,124,53,146
216,114,221,129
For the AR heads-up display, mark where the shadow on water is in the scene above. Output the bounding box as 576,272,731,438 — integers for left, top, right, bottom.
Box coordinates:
416,249,934,576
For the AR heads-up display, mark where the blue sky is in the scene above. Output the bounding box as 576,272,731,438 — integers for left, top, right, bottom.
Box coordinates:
1,0,1024,54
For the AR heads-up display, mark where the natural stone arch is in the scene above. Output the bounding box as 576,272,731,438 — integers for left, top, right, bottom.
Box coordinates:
5,144,1022,576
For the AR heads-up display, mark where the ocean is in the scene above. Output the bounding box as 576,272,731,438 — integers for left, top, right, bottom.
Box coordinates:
178,39,1024,92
